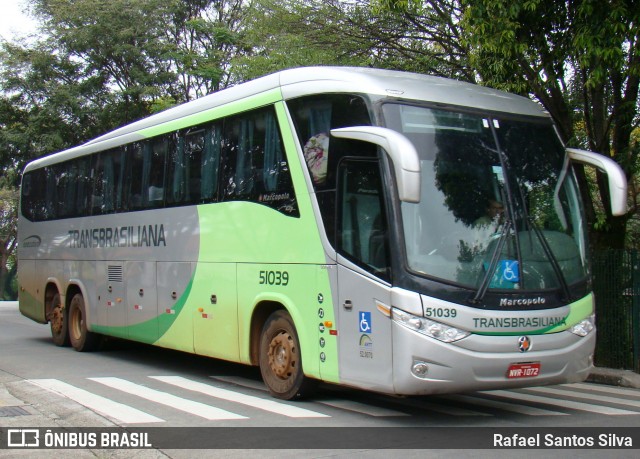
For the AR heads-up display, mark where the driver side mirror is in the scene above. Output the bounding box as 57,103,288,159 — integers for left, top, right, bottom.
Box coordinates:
331,126,421,203
567,148,628,216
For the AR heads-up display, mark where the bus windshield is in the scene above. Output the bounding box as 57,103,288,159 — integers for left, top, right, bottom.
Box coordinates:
382,103,588,294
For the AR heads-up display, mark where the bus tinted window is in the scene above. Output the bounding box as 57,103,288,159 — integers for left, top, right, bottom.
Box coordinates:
222,107,298,216
20,168,47,221
20,104,298,221
201,124,221,202
288,94,375,242
93,149,126,215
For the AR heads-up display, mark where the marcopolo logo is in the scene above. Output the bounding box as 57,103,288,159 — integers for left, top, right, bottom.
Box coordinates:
499,297,546,307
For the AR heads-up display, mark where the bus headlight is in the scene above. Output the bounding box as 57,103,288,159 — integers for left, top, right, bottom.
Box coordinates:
570,314,595,337
392,307,470,343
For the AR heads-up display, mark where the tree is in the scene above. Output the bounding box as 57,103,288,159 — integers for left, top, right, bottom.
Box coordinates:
460,0,640,250
162,0,252,100
32,0,176,122
236,0,472,81
0,182,18,300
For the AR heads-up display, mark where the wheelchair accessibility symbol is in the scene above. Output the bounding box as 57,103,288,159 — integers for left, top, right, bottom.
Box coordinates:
359,311,372,334
501,260,520,283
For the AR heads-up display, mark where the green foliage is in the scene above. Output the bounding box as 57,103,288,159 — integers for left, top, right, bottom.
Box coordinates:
237,1,473,82
461,0,640,250
0,184,18,300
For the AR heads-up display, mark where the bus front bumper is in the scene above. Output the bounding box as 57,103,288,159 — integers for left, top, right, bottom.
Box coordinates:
391,321,595,395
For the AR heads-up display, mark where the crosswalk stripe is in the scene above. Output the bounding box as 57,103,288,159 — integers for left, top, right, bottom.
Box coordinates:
89,377,247,421
318,399,409,417
524,386,640,409
484,389,639,415
444,394,568,416
27,379,164,424
565,383,640,397
150,376,328,418
209,375,267,392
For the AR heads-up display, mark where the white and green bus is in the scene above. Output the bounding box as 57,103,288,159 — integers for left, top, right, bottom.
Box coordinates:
18,67,627,399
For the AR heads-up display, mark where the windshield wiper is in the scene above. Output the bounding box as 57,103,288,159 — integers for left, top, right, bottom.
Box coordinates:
515,178,571,303
469,219,512,304
527,216,572,303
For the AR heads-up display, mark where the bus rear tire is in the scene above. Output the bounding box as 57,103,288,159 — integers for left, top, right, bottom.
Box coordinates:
49,293,69,347
68,293,99,352
259,310,311,400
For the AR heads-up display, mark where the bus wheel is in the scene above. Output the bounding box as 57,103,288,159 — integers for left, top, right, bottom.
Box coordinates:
259,310,310,400
68,293,99,352
49,293,69,347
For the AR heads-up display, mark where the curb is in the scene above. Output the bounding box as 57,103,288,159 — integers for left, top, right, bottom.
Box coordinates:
588,367,640,389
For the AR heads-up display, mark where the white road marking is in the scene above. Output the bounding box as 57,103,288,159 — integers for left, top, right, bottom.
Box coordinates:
444,394,568,416
89,377,246,421
484,389,639,415
27,379,164,424
151,376,328,418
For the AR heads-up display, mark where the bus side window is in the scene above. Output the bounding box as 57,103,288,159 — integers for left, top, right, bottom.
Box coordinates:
201,123,221,202
288,94,374,242
221,107,298,216
127,143,145,210
337,159,390,280
44,167,58,220
53,162,74,219
146,138,168,208
166,133,186,206
185,129,204,203
75,156,92,217
21,169,47,221
89,149,123,215
167,129,206,206
223,113,258,199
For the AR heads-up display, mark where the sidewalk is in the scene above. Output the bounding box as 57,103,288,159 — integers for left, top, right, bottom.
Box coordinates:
587,366,640,388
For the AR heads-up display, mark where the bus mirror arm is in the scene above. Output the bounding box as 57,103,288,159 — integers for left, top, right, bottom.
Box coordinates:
566,148,628,216
331,126,421,203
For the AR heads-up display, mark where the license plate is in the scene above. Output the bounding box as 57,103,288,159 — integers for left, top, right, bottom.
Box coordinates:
507,362,541,379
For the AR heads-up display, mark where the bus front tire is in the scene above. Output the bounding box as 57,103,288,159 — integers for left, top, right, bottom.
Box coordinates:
259,310,311,400
68,293,99,352
49,293,70,347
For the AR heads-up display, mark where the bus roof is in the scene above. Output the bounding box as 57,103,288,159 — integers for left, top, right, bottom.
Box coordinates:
24,66,547,171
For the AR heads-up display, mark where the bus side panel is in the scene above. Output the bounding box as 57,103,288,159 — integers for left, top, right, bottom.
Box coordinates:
237,263,339,382
192,262,239,362
126,261,159,344
337,262,394,393
18,259,45,323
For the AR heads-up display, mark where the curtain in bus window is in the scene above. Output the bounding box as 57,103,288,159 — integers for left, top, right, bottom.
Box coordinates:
263,111,283,191
146,139,167,207
102,154,114,213
45,167,57,219
128,144,145,209
201,125,220,201
235,118,254,196
170,136,185,204
141,144,152,205
185,131,204,203
116,150,125,210
57,163,76,218
75,157,92,216
310,104,331,136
